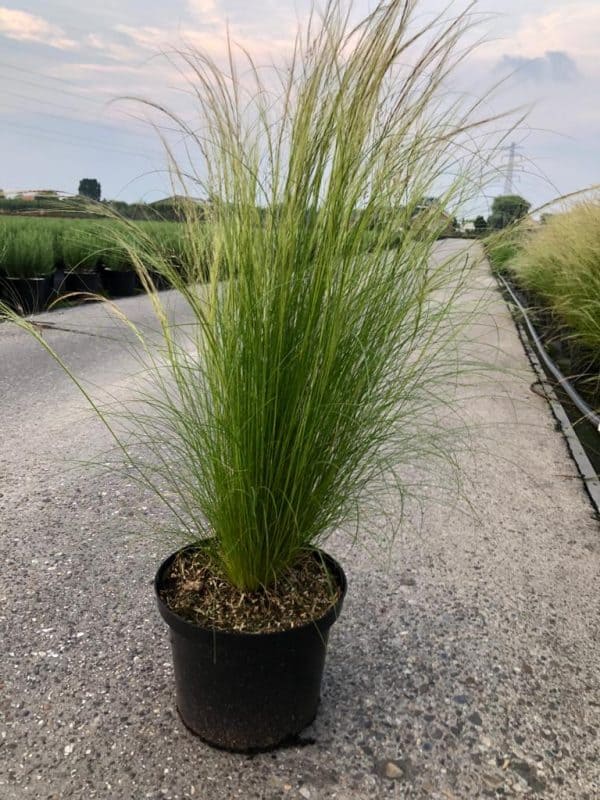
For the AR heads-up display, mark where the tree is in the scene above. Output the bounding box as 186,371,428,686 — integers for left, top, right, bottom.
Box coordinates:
474,215,487,232
78,178,101,201
488,195,530,230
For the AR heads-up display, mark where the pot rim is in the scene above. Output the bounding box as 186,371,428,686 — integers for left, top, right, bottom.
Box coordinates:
154,543,346,641
3,274,54,281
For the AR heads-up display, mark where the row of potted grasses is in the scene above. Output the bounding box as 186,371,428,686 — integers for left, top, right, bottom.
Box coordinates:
487,202,600,357
0,216,196,279
0,208,452,283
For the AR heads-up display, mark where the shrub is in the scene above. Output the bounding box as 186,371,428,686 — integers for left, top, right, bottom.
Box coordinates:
488,195,530,230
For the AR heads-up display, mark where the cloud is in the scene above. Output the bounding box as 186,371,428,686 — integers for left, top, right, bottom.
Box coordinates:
186,0,303,48
67,61,148,76
114,24,166,51
85,32,145,63
517,4,600,65
187,0,219,23
114,15,296,64
497,51,580,83
479,2,600,75
113,23,227,62
0,7,77,50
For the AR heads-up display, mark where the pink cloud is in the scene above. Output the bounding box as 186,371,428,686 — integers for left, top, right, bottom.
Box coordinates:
517,4,599,61
187,0,220,25
0,7,77,50
114,25,167,52
479,2,600,74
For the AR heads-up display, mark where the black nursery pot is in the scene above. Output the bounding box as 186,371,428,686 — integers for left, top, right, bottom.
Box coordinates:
63,271,103,295
101,268,138,298
1,275,54,314
149,270,170,291
155,546,347,752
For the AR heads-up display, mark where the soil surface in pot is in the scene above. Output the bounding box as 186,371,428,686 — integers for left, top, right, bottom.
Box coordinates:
160,547,341,634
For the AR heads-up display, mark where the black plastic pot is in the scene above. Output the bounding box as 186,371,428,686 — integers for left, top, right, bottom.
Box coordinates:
155,546,346,752
101,268,138,298
149,270,170,291
62,271,103,295
0,275,54,314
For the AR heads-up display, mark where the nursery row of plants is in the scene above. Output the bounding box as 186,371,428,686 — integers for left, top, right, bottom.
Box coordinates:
0,216,198,278
0,205,428,314
486,201,600,470
0,195,194,221
0,216,211,312
487,202,600,363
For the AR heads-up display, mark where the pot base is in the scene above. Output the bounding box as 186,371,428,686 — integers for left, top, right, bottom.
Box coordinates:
175,705,318,754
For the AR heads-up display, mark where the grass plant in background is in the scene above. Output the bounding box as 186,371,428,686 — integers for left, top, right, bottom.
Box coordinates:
0,217,202,281
3,0,508,594
484,226,523,275
509,201,600,360
0,223,55,278
61,221,107,274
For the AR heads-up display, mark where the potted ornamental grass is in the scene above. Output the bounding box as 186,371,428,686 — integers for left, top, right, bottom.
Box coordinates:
0,222,55,313
2,0,506,751
101,237,139,297
59,222,104,296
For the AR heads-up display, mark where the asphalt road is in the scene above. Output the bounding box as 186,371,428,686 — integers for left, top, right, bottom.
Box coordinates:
1,241,598,799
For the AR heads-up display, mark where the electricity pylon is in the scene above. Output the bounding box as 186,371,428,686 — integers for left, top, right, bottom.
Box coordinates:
503,142,518,195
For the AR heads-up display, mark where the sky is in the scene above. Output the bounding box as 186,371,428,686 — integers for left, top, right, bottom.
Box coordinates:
0,0,598,216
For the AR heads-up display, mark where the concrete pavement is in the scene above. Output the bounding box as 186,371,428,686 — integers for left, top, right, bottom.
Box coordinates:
0,241,598,799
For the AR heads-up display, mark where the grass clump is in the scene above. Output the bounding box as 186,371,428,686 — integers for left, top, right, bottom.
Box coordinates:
61,222,106,274
0,223,55,278
510,201,600,355
484,226,523,275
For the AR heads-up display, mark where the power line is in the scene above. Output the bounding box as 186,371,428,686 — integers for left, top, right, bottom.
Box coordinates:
0,58,190,166
0,119,160,160
0,57,181,115
0,59,114,100
2,87,81,114
0,63,179,146
0,94,160,145
0,70,105,106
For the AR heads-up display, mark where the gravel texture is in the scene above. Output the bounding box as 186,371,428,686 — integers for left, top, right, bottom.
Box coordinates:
0,241,598,799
